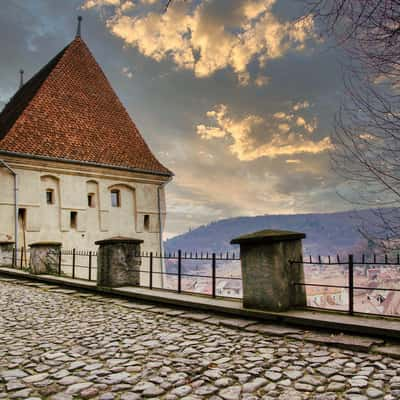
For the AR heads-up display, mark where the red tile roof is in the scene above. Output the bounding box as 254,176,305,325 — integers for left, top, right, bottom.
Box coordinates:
0,37,172,176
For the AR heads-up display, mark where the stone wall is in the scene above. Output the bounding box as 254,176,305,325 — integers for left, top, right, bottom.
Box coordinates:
96,237,143,287
29,242,61,274
231,230,307,312
0,242,14,267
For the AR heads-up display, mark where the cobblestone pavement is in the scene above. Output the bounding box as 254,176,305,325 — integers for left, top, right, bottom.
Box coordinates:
0,280,399,400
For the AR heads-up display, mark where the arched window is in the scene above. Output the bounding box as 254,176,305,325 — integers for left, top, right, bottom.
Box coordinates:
111,190,121,207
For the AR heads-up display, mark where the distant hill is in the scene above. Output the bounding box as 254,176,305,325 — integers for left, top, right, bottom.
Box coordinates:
165,209,387,256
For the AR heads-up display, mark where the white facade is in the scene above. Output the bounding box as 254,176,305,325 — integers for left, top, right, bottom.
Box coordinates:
0,153,170,285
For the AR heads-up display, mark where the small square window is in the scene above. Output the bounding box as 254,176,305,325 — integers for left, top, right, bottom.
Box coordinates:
46,189,54,204
111,190,120,207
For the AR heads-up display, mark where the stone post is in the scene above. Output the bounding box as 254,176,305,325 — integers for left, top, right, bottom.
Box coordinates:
95,237,143,287
29,242,62,274
231,230,307,312
0,241,15,267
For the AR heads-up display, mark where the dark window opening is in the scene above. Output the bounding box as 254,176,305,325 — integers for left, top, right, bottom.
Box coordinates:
46,189,54,204
70,211,77,229
144,215,150,232
111,190,121,207
88,193,95,208
18,208,26,228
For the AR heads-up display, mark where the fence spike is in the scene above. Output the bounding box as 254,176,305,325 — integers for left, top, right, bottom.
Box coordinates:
374,253,376,263
328,255,331,264
385,254,388,264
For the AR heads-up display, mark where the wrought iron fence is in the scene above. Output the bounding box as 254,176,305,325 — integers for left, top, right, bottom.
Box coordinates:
9,247,97,282
6,247,242,299
290,254,400,317
137,250,242,299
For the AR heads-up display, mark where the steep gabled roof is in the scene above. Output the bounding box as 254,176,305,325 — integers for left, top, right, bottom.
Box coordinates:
0,37,172,176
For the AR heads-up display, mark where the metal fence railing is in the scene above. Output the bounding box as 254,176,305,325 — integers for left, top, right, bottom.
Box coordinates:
5,248,242,299
8,247,97,282
137,250,242,299
290,254,400,317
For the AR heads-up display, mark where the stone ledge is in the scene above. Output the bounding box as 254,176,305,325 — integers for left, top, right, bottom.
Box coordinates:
372,344,400,359
296,332,384,352
231,229,306,245
28,242,62,247
95,236,143,245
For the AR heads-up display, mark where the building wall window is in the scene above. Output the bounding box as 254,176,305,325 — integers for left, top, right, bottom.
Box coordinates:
70,211,78,229
144,215,150,232
46,189,54,204
111,190,121,207
18,208,27,228
88,193,95,208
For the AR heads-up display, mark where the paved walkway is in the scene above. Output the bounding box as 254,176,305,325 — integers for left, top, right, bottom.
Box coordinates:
2,267,400,340
0,279,399,400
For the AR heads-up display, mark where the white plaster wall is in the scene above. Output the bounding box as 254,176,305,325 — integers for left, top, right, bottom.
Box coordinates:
0,156,170,287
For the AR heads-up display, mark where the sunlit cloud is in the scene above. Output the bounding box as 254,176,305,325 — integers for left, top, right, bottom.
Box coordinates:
82,0,120,9
83,0,317,85
197,104,332,161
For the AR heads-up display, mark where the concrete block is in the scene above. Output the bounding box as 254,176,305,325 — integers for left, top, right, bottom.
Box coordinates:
96,237,143,287
231,229,307,312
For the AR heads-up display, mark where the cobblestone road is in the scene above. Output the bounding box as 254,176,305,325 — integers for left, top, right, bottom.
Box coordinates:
0,279,399,400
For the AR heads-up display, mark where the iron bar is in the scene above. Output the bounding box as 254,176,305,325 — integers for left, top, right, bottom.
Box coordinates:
178,249,182,293
212,253,216,298
58,250,62,276
88,251,92,281
72,248,76,279
348,254,354,315
149,252,153,290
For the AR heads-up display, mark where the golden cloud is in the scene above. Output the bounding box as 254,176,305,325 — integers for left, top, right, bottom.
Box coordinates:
197,104,332,161
83,0,317,85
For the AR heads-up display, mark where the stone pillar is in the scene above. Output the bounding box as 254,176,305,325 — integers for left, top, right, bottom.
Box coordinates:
231,230,307,312
96,237,143,287
0,241,15,267
29,242,62,274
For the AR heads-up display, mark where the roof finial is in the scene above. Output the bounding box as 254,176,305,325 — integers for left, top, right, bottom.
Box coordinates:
76,16,82,38
19,69,24,89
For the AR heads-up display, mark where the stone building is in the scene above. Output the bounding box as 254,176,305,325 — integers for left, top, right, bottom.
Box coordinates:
0,22,172,284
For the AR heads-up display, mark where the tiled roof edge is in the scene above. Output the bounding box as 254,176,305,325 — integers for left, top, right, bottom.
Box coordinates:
0,150,174,178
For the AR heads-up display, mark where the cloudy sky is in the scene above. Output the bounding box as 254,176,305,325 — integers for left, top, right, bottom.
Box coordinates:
0,0,351,238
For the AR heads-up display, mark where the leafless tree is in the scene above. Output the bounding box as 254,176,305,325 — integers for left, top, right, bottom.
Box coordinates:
307,0,400,250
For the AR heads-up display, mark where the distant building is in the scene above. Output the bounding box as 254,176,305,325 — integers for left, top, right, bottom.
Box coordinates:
306,286,347,308
216,279,242,297
0,21,172,285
